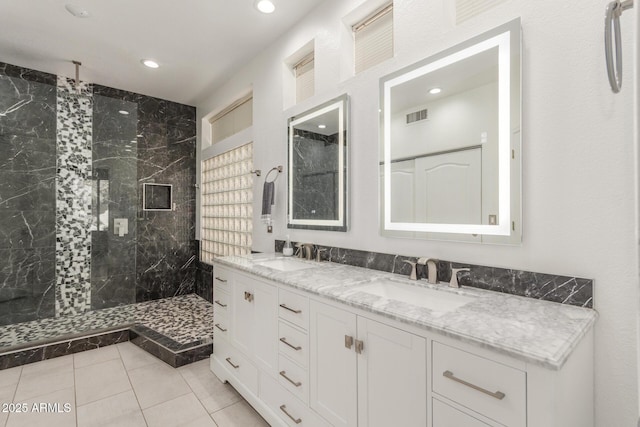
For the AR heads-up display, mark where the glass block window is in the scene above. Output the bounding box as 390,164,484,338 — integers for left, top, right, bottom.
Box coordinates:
201,143,254,263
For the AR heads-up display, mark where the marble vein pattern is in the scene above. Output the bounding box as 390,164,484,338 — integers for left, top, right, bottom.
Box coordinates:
274,240,594,308
0,294,212,352
216,254,597,370
55,76,93,317
0,62,57,325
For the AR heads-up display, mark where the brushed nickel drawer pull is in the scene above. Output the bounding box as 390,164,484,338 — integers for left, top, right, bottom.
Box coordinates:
345,335,354,349
443,370,506,400
215,323,227,332
279,370,302,387
214,300,227,308
225,357,239,369
280,337,302,351
244,291,254,302
279,405,302,424
279,303,302,314
355,339,364,354
215,277,227,283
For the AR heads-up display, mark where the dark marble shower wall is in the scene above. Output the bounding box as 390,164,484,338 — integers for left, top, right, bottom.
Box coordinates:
0,63,57,325
92,86,198,303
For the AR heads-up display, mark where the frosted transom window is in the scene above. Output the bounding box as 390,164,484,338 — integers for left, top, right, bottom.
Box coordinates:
201,143,254,262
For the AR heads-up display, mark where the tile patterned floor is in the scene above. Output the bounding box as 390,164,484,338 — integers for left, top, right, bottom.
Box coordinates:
0,295,213,350
0,342,269,427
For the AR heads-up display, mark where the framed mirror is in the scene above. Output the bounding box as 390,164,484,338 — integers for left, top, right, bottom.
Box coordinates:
380,19,521,243
288,94,349,231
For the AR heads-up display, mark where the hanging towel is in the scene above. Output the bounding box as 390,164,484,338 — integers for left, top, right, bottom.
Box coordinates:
261,181,275,224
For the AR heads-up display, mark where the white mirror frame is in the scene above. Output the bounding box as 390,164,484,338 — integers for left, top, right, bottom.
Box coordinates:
381,19,520,237
287,95,349,231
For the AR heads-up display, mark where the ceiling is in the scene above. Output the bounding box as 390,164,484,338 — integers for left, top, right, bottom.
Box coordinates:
0,0,326,106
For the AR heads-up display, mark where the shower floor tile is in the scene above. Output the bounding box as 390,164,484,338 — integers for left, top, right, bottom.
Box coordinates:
0,294,213,351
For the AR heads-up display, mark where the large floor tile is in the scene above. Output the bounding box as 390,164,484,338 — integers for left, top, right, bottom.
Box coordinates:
0,382,18,426
5,387,75,427
143,393,216,427
14,366,74,401
127,360,191,409
73,344,120,369
76,390,146,427
0,366,22,388
75,358,132,406
20,354,73,378
210,400,269,427
179,359,241,413
117,341,163,371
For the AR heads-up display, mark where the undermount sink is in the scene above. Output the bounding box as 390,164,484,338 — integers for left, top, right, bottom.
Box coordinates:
356,280,476,313
254,258,316,272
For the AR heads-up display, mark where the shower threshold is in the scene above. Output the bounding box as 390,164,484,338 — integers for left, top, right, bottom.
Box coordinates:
0,294,213,369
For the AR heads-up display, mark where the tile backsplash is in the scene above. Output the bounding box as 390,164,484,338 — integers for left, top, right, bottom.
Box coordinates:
275,240,593,308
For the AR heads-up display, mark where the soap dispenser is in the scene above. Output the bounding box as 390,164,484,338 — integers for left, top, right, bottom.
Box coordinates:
283,236,294,256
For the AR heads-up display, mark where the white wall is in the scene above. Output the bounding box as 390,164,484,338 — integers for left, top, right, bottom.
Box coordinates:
196,0,639,424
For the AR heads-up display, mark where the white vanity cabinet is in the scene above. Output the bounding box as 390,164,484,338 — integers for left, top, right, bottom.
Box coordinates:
210,261,594,427
231,271,278,375
309,300,427,427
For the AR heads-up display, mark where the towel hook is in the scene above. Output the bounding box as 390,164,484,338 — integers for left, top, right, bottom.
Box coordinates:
265,166,283,183
605,0,634,93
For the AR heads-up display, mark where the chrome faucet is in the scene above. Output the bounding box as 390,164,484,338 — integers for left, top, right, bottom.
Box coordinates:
300,243,314,260
416,258,438,283
450,267,470,288
403,260,418,280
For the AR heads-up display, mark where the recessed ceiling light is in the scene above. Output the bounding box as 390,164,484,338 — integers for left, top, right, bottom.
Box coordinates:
65,4,90,18
318,124,327,129
429,87,442,94
118,110,129,115
255,0,275,14
141,59,159,69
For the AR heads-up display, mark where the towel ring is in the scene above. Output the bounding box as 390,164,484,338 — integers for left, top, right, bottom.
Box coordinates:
265,166,283,183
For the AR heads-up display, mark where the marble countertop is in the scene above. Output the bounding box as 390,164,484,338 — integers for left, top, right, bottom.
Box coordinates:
215,254,597,370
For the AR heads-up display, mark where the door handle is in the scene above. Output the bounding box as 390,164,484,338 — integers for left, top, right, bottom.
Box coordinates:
280,337,302,351
244,291,254,302
443,370,506,400
279,370,302,387
355,339,364,354
225,357,239,369
345,335,354,349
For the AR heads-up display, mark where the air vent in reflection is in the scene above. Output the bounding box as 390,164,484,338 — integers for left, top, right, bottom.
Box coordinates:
406,108,428,124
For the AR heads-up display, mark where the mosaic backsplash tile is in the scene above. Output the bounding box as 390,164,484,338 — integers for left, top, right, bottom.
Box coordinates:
275,240,593,308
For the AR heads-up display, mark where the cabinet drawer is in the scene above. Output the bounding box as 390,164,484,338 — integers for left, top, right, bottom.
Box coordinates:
279,289,309,330
260,372,329,427
432,341,526,427
214,337,258,395
278,355,309,403
213,286,230,314
214,312,229,339
213,267,232,289
278,321,308,368
432,398,491,427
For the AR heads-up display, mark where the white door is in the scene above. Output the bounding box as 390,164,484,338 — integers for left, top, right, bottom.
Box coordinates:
357,317,427,427
414,148,481,225
309,301,357,427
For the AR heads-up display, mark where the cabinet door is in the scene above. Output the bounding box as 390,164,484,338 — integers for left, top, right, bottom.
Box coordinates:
309,301,357,427
357,317,427,427
252,279,278,375
232,274,254,356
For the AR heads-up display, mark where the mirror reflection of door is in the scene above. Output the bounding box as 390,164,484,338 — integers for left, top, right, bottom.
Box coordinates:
414,148,481,225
